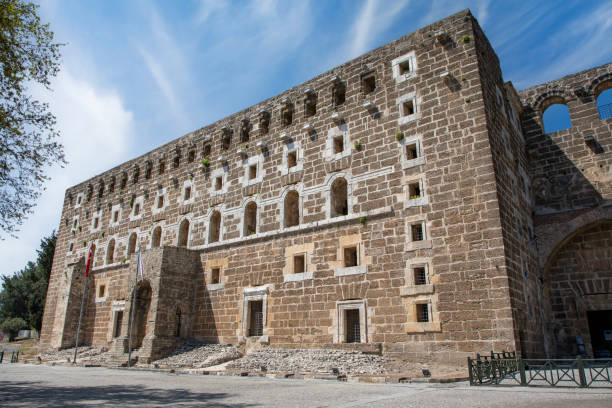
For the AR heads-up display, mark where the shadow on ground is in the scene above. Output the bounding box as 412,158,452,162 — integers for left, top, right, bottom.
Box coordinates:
0,380,255,407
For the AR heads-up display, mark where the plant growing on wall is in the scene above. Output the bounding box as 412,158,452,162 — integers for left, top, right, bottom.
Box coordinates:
354,141,363,150
462,34,470,43
395,131,404,141
200,158,210,167
359,216,367,225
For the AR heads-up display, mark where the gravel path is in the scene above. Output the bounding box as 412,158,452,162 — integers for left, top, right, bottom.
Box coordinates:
38,346,111,364
227,348,388,375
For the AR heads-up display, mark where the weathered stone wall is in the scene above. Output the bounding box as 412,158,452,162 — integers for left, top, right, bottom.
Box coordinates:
44,8,612,364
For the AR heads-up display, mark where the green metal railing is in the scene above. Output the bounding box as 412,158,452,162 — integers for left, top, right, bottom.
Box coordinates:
468,352,612,388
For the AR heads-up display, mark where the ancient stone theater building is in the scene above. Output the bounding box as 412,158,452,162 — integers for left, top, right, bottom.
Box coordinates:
39,9,612,365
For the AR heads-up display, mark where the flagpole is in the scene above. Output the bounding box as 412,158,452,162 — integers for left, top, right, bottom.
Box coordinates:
73,246,93,364
127,249,140,368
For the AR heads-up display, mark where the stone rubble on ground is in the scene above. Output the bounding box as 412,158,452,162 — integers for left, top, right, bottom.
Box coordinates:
152,340,242,368
38,346,111,363
227,348,388,375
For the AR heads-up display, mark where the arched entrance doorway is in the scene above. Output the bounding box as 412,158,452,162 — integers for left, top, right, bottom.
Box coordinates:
546,220,612,357
131,281,152,349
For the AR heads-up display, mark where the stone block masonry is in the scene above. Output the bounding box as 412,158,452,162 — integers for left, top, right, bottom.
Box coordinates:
39,7,612,366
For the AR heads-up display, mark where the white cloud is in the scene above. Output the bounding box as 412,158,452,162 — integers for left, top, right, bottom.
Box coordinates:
0,69,134,277
195,0,229,24
346,0,410,58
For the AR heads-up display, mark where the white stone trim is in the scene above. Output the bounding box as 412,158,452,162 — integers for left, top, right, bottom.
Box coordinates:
399,135,426,169
405,218,432,251
397,92,421,125
110,204,122,227
210,167,228,196
326,172,353,219
391,51,417,83
283,272,313,282
205,205,225,244
152,188,168,214
334,265,367,277
325,123,351,161
207,283,225,291
75,192,84,208
278,141,304,175
241,284,272,338
242,154,264,187
404,177,429,208
240,197,261,237
129,196,144,221
335,300,367,343
90,209,103,233
181,180,195,205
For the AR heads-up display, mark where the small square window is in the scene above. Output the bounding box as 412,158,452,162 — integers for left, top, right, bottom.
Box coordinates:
98,285,105,298
362,75,376,94
184,186,191,201
333,135,344,154
416,304,429,323
248,164,257,180
403,100,415,116
293,254,305,274
408,182,421,199
406,143,419,160
134,203,141,216
215,176,223,191
414,267,427,285
399,59,412,75
344,246,358,267
287,151,297,169
211,268,220,284
411,224,424,241
157,195,164,209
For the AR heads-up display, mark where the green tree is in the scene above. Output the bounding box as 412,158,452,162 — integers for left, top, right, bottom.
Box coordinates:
0,231,56,331
0,0,65,237
1,317,27,341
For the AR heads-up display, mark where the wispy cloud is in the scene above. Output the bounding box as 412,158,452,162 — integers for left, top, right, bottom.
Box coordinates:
347,0,410,58
0,68,134,276
195,0,229,24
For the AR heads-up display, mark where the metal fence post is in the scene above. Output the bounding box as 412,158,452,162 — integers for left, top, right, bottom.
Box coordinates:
468,357,474,385
576,356,587,387
519,358,527,386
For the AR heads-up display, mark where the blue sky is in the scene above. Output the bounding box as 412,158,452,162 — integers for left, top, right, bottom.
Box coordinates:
2,0,612,276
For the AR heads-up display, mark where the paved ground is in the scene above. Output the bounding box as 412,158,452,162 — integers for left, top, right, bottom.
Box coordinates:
1,364,611,407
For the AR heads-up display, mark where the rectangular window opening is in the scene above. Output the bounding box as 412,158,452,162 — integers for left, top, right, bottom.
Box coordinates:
305,100,316,117
414,267,427,285
114,311,123,338
405,143,419,160
157,195,164,209
211,268,220,284
93,218,99,229
69,242,74,252
98,285,105,298
344,246,358,267
416,304,430,323
345,309,361,343
134,203,141,216
293,254,305,274
409,182,421,199
399,60,411,75
362,75,376,94
215,176,223,191
282,109,293,126
333,86,346,106
184,186,191,201
248,164,257,180
333,135,344,154
248,300,263,337
403,100,415,116
287,151,297,169
113,211,119,223
411,224,424,241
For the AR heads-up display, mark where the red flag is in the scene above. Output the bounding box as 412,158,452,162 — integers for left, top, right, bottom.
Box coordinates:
85,246,93,277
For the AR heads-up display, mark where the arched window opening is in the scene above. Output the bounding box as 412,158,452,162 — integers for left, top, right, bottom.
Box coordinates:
127,233,137,256
331,178,348,217
89,244,96,267
542,103,572,133
284,191,300,228
209,211,221,243
244,202,257,236
596,86,612,120
178,219,190,247
152,226,162,248
106,239,115,264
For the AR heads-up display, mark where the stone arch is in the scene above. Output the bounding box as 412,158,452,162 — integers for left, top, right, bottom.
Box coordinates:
177,218,190,247
330,177,348,218
544,219,612,357
106,238,115,264
243,201,258,236
208,210,222,243
533,89,573,113
131,280,152,349
588,72,612,98
151,225,162,248
127,232,138,256
283,189,300,228
537,95,572,133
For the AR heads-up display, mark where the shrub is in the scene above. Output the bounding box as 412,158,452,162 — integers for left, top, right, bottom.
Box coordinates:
354,141,363,150
1,317,27,342
462,34,470,43
395,131,404,141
